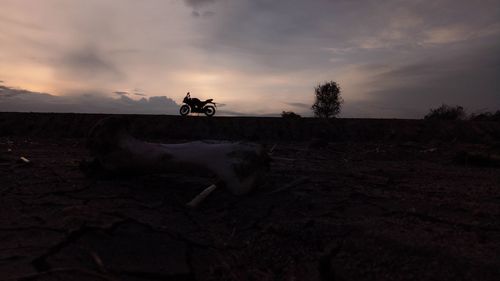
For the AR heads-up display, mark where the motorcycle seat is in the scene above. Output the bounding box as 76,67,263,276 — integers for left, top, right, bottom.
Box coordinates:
204,99,213,103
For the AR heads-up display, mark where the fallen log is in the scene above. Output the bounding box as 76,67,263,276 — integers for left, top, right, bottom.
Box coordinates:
86,117,270,195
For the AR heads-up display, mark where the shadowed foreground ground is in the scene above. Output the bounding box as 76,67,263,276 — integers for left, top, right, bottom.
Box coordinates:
1,131,499,280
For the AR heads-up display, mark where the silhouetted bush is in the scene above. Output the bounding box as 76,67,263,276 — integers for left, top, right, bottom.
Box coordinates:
281,111,301,118
492,111,500,121
469,111,500,121
312,81,343,118
424,104,466,120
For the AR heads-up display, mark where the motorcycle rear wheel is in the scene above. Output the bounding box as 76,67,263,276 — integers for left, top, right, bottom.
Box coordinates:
180,105,190,116
204,105,216,117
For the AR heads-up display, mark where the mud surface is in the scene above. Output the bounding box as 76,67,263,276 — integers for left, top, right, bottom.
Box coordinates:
1,134,499,281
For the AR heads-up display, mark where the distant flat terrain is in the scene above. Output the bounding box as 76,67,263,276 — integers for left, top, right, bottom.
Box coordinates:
1,112,500,142
0,112,499,280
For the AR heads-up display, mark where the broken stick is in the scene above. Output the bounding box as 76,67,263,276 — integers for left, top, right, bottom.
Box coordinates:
19,156,30,163
186,184,218,208
269,144,277,155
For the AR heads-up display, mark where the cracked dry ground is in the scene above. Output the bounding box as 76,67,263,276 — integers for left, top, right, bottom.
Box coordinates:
1,137,499,281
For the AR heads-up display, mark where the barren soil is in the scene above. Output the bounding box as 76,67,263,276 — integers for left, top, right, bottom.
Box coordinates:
0,114,500,281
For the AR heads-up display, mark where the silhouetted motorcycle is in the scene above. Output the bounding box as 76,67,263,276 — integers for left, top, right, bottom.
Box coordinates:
179,92,216,117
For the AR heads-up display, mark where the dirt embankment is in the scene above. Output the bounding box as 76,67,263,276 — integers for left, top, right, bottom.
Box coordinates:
0,112,499,143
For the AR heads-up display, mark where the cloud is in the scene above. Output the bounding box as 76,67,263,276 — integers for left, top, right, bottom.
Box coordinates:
187,0,217,18
56,46,124,82
202,11,215,18
421,23,500,46
1,0,499,117
0,14,45,31
184,0,217,8
1,85,52,99
340,44,500,118
286,102,310,109
114,90,147,97
421,25,472,45
113,91,129,96
0,84,180,114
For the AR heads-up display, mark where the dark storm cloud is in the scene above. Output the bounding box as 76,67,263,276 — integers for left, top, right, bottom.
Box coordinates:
0,84,180,114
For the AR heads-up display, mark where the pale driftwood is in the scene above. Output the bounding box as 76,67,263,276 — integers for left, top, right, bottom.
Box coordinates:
19,156,30,163
186,184,218,208
87,117,270,195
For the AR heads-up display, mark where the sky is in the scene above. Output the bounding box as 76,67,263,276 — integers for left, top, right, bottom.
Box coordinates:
0,0,499,118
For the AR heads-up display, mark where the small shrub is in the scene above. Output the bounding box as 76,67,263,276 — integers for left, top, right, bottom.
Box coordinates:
281,111,302,118
494,111,500,121
424,104,466,120
470,110,500,121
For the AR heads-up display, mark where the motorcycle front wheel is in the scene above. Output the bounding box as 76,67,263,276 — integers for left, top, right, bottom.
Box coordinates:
203,105,216,117
179,105,190,116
